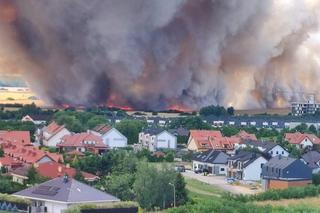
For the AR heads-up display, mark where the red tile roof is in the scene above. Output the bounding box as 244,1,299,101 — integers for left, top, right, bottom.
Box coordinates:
58,133,106,148
66,150,85,156
189,130,256,151
0,131,31,145
0,156,22,167
237,130,257,141
36,162,99,181
189,130,223,139
285,132,320,145
45,122,66,135
93,124,112,135
2,142,63,164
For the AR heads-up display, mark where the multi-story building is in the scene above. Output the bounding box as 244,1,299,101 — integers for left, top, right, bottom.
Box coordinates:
139,128,177,151
292,96,320,116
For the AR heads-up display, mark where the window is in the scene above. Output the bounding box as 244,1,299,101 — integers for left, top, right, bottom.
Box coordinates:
276,151,279,155
270,151,273,155
261,163,264,168
282,151,284,154
220,168,225,172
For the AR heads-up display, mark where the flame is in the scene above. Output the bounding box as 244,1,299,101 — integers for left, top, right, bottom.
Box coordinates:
168,104,192,112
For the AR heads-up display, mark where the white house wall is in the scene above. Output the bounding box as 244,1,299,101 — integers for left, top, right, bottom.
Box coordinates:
156,131,177,149
243,157,267,181
44,201,68,213
268,145,289,157
46,129,71,147
102,128,127,148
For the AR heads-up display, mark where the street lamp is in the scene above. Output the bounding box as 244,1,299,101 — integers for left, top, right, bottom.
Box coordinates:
169,182,176,207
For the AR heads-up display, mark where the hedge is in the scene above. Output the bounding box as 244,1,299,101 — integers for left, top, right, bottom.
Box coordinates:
64,202,139,213
222,184,320,203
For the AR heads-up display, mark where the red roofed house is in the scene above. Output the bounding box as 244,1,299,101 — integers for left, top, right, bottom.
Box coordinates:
90,124,128,149
57,133,107,154
36,162,99,182
0,131,31,145
2,143,63,165
285,132,320,149
187,130,223,152
236,130,257,141
0,156,23,171
40,122,71,147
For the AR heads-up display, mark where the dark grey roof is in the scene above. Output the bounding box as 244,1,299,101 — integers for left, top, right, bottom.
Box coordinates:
193,150,229,164
264,156,296,170
243,140,278,153
142,128,165,135
262,156,312,180
301,151,320,169
229,151,263,168
14,177,119,203
168,127,189,136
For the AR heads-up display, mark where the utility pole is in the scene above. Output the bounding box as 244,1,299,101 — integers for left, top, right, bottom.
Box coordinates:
169,182,176,207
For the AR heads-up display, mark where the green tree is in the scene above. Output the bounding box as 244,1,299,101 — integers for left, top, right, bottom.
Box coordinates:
174,173,188,206
134,163,180,210
199,105,227,117
98,173,135,201
221,126,239,137
87,115,108,129
169,117,212,130
0,147,4,157
308,125,317,135
27,166,47,185
294,123,308,133
116,120,147,144
74,169,85,182
227,107,235,116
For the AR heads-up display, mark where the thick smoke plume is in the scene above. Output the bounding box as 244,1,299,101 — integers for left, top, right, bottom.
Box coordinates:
0,0,320,110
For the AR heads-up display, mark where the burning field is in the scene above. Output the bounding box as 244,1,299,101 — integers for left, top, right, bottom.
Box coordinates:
0,0,319,110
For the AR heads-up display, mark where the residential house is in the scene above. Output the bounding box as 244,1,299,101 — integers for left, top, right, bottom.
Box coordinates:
169,127,189,137
192,150,229,175
2,142,63,165
238,140,289,158
301,151,320,174
227,152,267,181
91,124,127,149
13,176,120,213
262,156,312,190
0,131,31,145
40,122,71,147
21,114,50,125
57,133,107,154
11,165,30,184
284,132,320,149
36,162,99,182
0,156,23,171
139,128,177,151
187,130,223,152
187,130,246,153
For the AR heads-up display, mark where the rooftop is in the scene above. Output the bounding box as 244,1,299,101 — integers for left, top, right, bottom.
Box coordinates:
14,177,119,203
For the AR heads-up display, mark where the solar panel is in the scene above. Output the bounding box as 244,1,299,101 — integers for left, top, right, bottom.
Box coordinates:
32,185,60,196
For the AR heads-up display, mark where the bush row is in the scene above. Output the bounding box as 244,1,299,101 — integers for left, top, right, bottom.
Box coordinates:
222,185,320,202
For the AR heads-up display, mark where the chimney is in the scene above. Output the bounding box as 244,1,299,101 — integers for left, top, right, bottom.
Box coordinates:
58,166,62,173
63,174,69,183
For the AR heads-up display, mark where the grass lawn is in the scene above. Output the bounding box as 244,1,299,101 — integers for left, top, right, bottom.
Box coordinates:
185,177,225,201
254,196,320,208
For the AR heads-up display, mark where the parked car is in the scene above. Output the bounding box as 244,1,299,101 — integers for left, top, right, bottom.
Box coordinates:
226,177,236,184
175,165,186,172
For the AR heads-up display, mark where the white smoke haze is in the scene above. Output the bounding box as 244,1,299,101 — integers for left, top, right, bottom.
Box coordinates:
0,0,319,110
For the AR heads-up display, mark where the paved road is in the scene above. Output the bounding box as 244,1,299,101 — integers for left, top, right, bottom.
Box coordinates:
182,171,261,195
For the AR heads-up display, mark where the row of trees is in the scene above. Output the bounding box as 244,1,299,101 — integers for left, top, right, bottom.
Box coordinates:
72,150,187,210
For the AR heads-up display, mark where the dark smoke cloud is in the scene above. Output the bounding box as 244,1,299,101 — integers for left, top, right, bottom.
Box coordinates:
0,0,320,109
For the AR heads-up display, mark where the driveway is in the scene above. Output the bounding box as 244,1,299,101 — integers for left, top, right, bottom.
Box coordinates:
182,171,261,195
